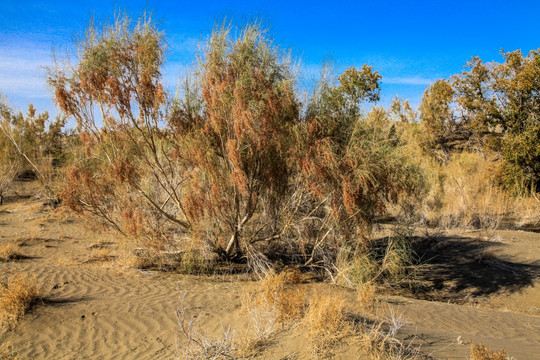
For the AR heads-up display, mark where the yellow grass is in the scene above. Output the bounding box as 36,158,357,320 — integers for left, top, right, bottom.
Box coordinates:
470,343,508,360
0,273,38,329
303,293,350,358
0,244,20,261
357,281,377,311
239,271,306,355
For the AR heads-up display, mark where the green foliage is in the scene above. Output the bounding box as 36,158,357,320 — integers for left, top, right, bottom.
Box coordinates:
419,79,455,147
419,50,540,193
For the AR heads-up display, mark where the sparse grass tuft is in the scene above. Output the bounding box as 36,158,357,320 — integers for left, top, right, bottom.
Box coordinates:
303,293,350,358
240,271,306,355
176,292,236,359
359,320,427,360
242,271,306,326
0,243,23,261
470,343,508,360
356,281,377,311
89,248,114,262
0,273,39,329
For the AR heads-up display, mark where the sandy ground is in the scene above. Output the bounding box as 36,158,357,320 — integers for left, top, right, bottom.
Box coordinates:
0,182,539,359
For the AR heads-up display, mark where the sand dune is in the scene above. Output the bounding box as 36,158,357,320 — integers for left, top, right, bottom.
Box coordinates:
1,186,539,359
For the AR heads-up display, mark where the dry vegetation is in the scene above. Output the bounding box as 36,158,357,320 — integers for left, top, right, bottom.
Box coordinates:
303,293,351,358
176,270,430,359
0,273,38,330
470,343,508,360
0,12,537,359
0,14,536,281
0,244,23,262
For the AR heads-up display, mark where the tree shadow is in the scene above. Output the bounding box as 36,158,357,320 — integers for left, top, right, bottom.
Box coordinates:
405,235,539,303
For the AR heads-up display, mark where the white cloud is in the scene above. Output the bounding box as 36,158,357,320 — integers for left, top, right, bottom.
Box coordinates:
0,45,53,99
383,76,434,86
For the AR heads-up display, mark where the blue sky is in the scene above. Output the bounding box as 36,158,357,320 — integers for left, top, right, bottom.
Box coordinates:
1,0,539,118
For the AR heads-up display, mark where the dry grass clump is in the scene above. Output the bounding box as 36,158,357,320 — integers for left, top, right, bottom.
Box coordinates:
89,248,114,262
259,271,306,324
470,343,508,360
359,325,426,360
0,273,38,329
512,196,540,229
178,247,210,275
303,293,350,358
242,271,306,326
419,151,540,231
357,306,427,360
239,271,306,355
357,281,377,311
0,243,23,261
176,293,236,360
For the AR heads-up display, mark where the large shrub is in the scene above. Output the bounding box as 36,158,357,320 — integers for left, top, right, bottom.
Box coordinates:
49,15,424,270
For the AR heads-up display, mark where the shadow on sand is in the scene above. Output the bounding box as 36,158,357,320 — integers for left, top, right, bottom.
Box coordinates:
403,234,539,303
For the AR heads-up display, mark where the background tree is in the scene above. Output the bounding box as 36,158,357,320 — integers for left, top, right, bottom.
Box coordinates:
452,50,540,193
0,95,65,203
418,79,459,155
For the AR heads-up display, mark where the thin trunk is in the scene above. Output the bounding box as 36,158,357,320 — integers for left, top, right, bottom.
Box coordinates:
225,230,239,256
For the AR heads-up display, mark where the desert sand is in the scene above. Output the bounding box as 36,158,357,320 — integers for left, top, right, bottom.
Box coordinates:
1,181,539,359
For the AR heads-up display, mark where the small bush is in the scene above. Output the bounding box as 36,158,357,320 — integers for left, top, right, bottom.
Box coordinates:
0,273,39,329
470,343,507,360
356,281,377,311
303,293,350,358
242,271,306,326
0,244,23,261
